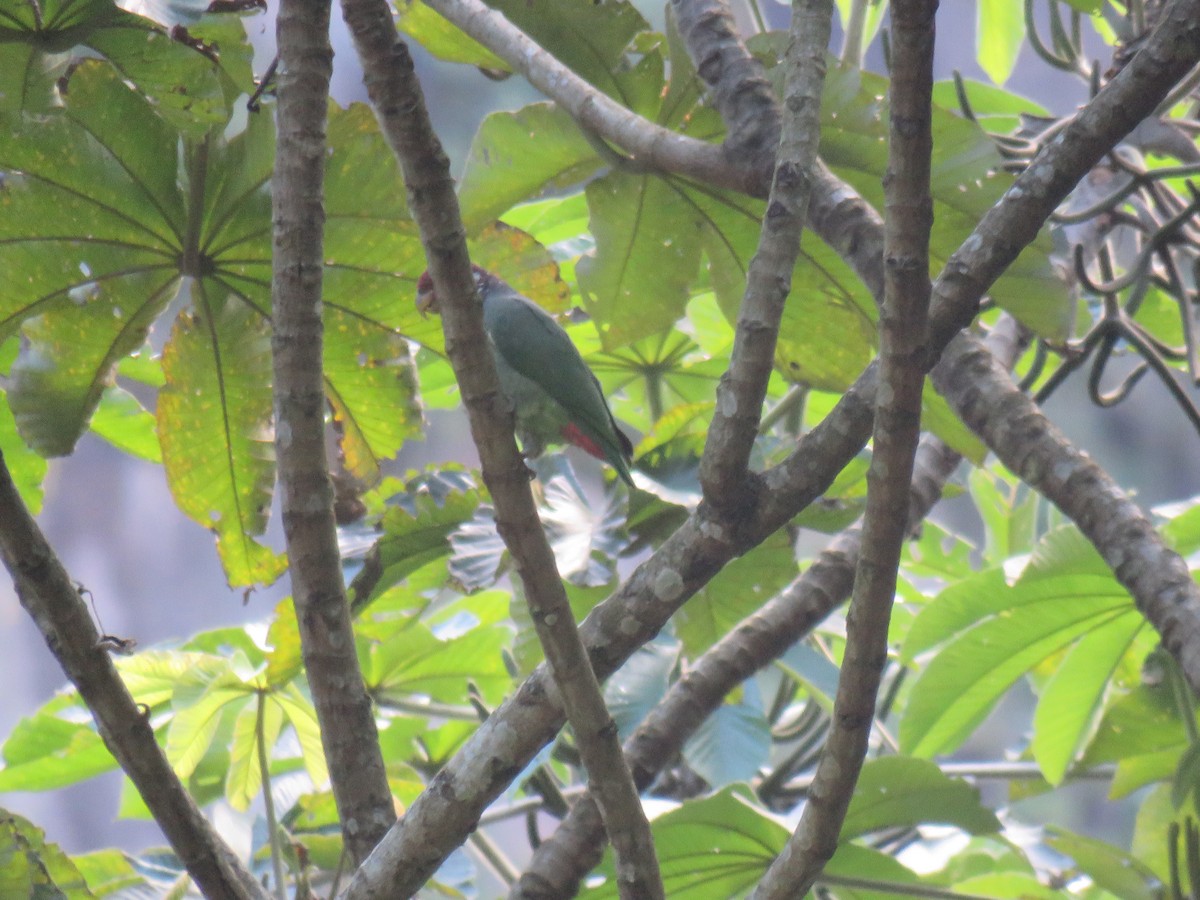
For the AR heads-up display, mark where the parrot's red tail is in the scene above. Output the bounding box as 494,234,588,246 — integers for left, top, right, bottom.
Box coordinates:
561,422,605,461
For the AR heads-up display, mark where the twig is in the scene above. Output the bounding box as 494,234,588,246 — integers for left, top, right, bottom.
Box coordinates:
337,0,662,896
698,0,831,511
0,452,267,900
270,0,395,862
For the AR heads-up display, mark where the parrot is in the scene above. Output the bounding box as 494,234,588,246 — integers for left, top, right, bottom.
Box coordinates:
416,265,636,487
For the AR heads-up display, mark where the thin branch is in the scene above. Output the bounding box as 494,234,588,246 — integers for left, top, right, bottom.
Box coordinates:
699,0,832,511
271,0,395,862
0,453,267,900
424,0,761,196
756,3,937,894
337,1,661,896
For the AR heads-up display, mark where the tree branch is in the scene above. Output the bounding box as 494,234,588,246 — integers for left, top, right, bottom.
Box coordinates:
699,0,831,513
670,0,782,174
338,2,661,896
423,0,761,196
0,454,267,900
755,1,937,894
270,0,396,864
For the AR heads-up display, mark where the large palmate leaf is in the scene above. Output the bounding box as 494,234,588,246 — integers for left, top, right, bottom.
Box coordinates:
0,0,227,131
0,57,441,582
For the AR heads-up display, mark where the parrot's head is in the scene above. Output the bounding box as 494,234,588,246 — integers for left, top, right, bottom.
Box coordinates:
415,265,492,316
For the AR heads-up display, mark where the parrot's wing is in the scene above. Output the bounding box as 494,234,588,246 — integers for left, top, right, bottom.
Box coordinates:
483,288,631,473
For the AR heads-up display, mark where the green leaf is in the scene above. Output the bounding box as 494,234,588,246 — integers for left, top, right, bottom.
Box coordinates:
265,599,304,687
71,849,144,896
350,469,483,611
578,172,703,349
684,181,877,392
581,787,786,898
1045,829,1156,900
931,77,1050,135
674,529,797,658
459,103,600,234
0,389,47,512
683,700,770,788
901,567,1133,756
819,65,1069,339
117,649,231,709
324,307,421,487
1083,681,1189,795
0,714,116,792
977,0,1026,86
1031,610,1144,784
10,278,176,455
365,621,510,705
321,102,434,350
158,291,285,587
823,843,926,900
166,678,249,779
604,641,678,739
491,0,653,110
275,683,329,789
843,757,1001,838
0,809,94,899
88,386,163,462
0,0,227,133
1132,784,1196,891
395,0,509,69
224,694,284,812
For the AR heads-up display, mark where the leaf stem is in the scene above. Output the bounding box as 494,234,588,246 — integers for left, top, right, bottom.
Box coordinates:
839,0,871,66
256,692,287,900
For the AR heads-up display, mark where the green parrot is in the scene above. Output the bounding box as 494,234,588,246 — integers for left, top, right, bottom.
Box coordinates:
416,266,635,487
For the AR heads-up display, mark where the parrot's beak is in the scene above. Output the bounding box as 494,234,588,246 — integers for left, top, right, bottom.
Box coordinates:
415,286,437,317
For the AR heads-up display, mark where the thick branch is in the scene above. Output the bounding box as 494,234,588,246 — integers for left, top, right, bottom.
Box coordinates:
699,1,831,513
0,455,266,900
670,0,782,172
271,0,395,863
755,2,937,895
338,2,661,896
345,3,1200,894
